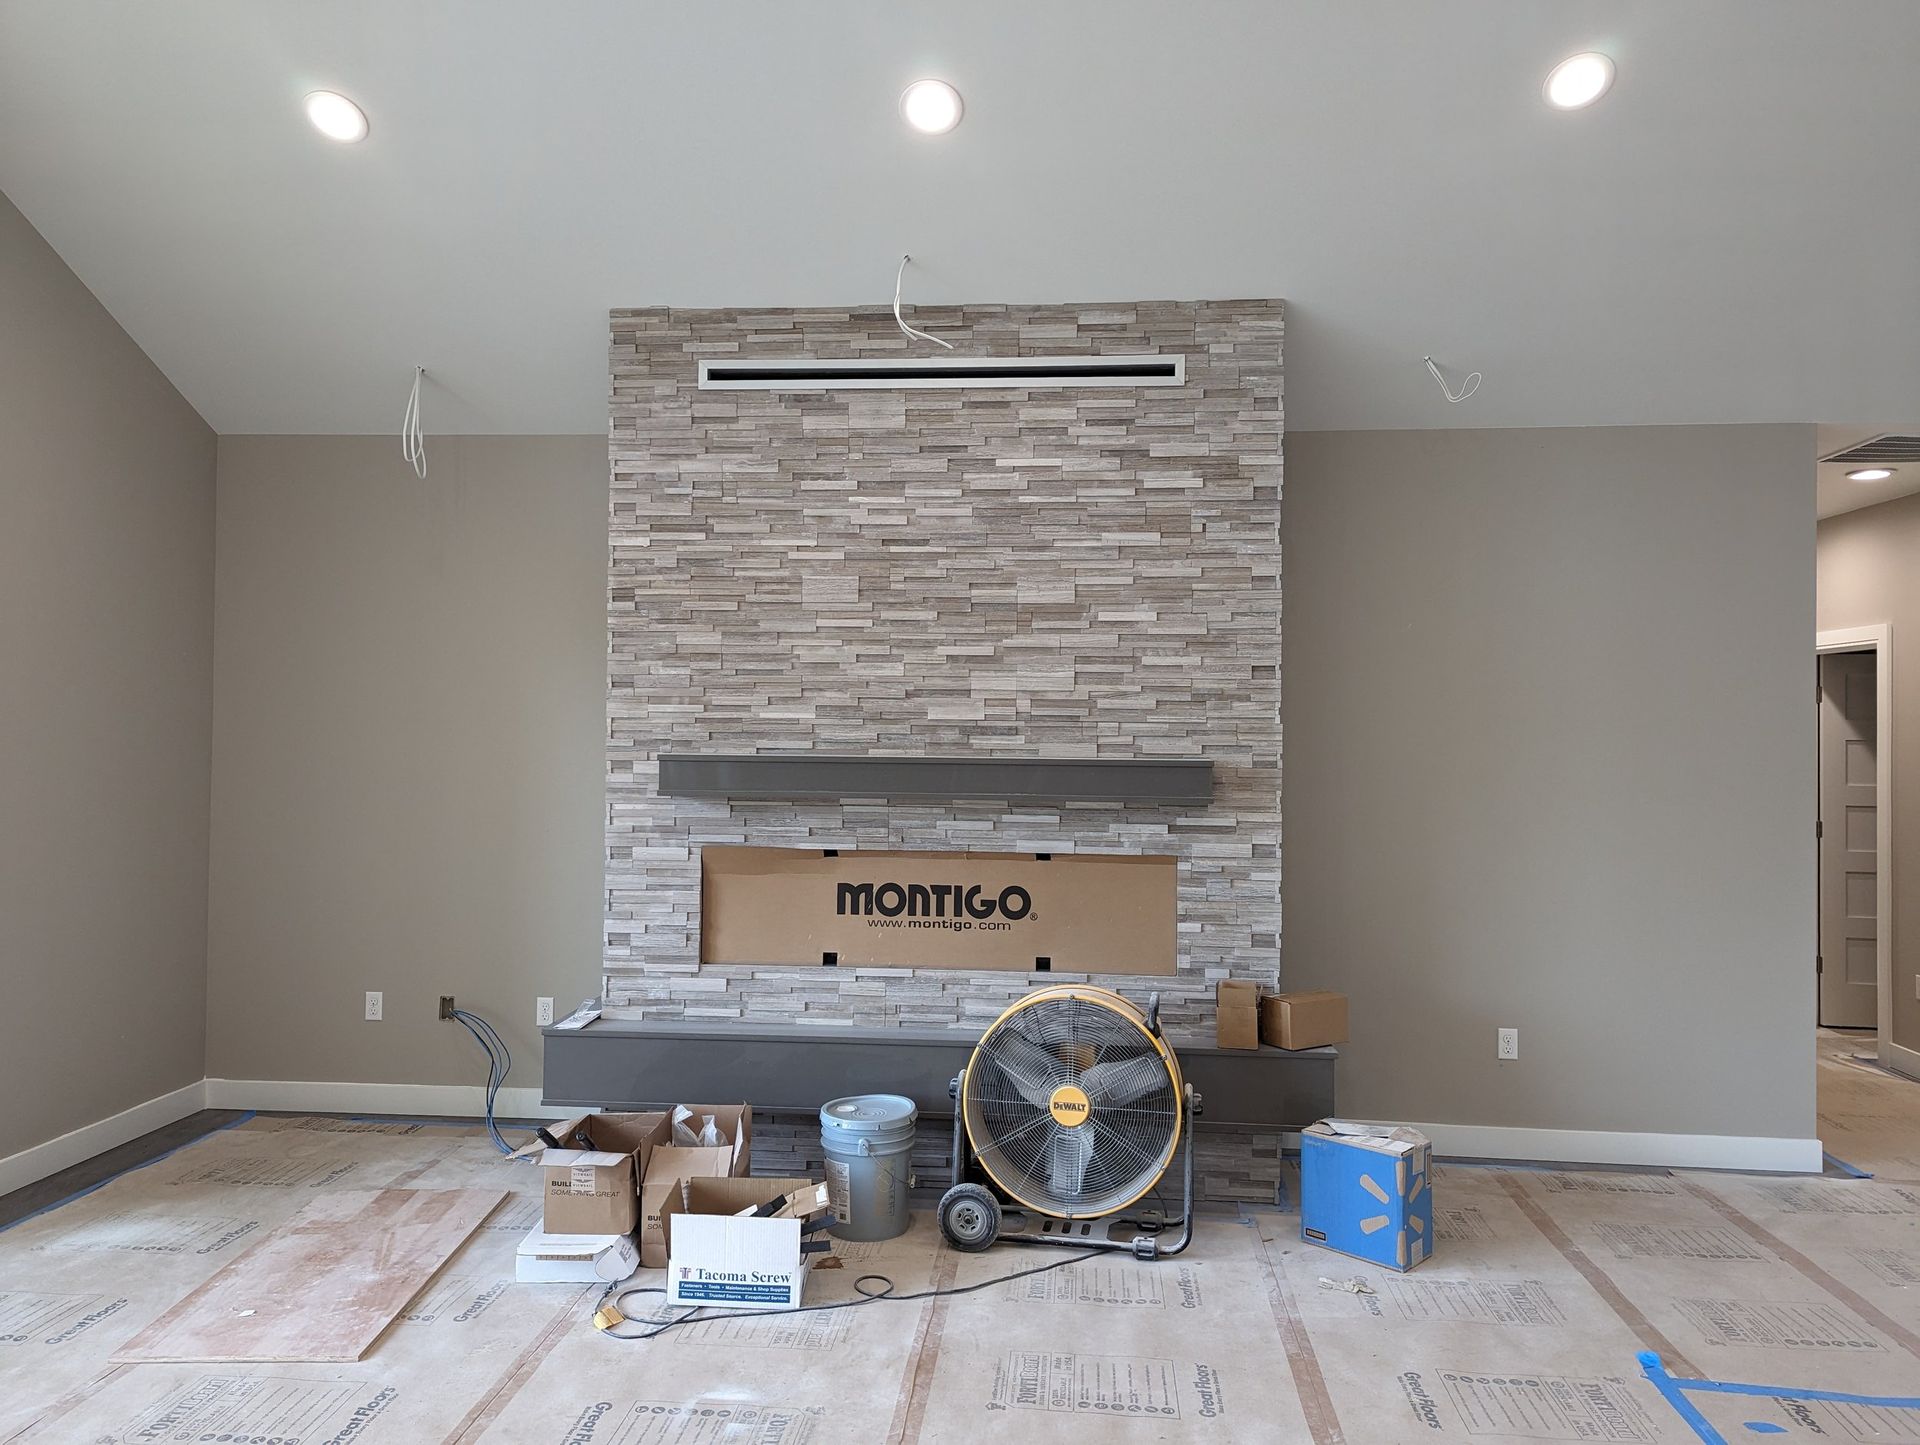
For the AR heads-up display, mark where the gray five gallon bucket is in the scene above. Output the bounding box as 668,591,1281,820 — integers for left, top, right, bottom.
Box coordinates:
819,1094,917,1241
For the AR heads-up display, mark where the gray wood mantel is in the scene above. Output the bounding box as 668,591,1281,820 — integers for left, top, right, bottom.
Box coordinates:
541,1018,1333,1128
655,753,1214,806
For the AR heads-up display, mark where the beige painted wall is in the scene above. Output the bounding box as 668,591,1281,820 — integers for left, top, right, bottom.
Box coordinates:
206,436,607,1090
0,192,215,1157
206,423,1820,1149
1817,491,1920,1053
1284,425,1817,1141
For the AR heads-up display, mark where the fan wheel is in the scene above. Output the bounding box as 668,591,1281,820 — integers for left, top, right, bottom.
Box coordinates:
938,1183,1002,1252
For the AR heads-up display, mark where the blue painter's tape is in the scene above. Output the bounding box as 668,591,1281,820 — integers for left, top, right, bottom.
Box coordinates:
1681,1377,1920,1408
1638,1351,1728,1445
0,1111,257,1235
1822,1150,1873,1179
1638,1350,1920,1441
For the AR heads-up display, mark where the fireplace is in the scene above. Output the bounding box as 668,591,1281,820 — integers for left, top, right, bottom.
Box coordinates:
605,299,1283,1032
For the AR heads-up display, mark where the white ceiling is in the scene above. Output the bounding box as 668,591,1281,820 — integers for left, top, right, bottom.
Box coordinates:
1,1,1918,437
1816,425,1920,520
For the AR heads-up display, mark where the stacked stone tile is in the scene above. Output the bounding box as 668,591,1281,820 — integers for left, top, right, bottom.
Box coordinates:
606,300,1283,1030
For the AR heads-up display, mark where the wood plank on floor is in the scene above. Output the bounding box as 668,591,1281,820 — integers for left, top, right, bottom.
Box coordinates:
112,1186,505,1364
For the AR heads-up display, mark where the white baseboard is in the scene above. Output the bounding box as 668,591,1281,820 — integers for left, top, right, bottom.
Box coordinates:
1883,1040,1920,1082
203,1078,571,1121
0,1080,209,1198
1,1081,1830,1200
1389,1119,1824,1174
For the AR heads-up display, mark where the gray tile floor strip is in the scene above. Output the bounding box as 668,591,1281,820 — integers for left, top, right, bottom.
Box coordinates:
0,1110,252,1232
1495,1170,1704,1378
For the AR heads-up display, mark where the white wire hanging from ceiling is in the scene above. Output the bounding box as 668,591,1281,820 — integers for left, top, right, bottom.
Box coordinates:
893,254,953,350
1423,355,1481,404
401,366,428,478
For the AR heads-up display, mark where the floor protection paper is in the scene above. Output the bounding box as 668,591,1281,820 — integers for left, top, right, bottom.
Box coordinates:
4,1042,1920,1444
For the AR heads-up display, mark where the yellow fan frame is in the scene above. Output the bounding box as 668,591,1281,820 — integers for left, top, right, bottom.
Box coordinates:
960,984,1185,1219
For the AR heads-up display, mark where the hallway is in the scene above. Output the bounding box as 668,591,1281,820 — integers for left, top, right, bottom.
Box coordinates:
1818,1026,1920,1177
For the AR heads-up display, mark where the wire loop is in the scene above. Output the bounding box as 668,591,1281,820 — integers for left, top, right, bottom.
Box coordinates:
894,255,954,350
401,367,428,477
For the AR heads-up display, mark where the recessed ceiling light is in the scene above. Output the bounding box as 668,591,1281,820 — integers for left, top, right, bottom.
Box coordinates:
1544,52,1615,110
1846,467,1895,482
900,79,963,135
304,90,369,143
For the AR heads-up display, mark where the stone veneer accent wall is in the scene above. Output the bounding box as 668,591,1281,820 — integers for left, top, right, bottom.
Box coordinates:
605,300,1282,1030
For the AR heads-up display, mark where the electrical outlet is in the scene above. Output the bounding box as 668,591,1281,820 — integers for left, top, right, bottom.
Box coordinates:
1497,1027,1518,1060
365,991,383,1022
536,996,554,1027
439,995,456,1020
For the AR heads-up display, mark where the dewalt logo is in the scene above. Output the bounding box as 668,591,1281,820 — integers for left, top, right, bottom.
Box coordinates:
1048,1085,1091,1127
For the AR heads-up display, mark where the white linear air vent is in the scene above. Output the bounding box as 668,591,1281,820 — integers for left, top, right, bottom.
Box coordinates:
1820,434,1920,466
698,353,1185,392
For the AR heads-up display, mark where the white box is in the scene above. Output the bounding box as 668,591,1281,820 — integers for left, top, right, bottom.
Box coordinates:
663,1177,818,1311
514,1227,640,1283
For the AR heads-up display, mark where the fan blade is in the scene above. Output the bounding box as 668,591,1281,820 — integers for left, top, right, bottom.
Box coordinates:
1080,1054,1169,1109
1047,1127,1094,1200
982,1028,1062,1109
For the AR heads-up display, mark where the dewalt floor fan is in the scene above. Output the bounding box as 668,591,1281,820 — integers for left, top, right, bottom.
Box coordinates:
937,985,1197,1259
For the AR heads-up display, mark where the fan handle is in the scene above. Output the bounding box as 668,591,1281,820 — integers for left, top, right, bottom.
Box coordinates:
1144,992,1161,1037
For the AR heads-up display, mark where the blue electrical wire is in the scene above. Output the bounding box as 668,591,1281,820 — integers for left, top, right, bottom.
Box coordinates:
449,1012,505,1152
449,1007,523,1156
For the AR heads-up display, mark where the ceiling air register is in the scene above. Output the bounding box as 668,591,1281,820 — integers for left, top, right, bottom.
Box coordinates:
698,354,1184,391
938,985,1197,1259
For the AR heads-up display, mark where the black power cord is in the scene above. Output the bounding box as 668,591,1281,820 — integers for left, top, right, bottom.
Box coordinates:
595,1246,1107,1341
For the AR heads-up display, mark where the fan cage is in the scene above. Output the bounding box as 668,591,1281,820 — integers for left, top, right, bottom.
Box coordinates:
961,988,1183,1219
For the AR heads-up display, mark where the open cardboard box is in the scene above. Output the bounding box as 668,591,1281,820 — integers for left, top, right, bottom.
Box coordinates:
507,1112,670,1235
638,1103,752,1267
662,1176,823,1310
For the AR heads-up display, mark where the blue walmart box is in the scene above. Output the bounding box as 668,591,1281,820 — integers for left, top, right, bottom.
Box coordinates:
1299,1120,1432,1272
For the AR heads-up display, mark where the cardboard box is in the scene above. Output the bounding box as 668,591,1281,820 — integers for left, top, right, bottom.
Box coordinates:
514,1228,640,1283
700,845,1175,974
507,1112,669,1236
663,1177,822,1310
1215,979,1260,1050
638,1103,753,1268
1260,990,1348,1050
1299,1120,1432,1272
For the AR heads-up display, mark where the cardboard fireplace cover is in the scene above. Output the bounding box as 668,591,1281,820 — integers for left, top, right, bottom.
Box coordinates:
699,846,1176,974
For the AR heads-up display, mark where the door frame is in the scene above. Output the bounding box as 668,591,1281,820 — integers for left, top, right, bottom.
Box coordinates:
1817,624,1899,1073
